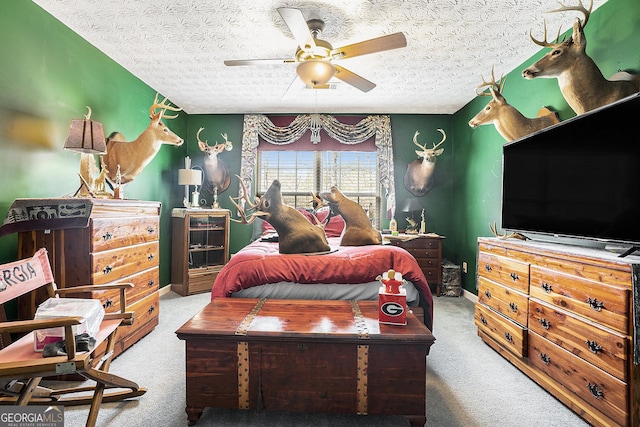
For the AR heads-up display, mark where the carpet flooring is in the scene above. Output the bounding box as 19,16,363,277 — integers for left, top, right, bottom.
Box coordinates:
58,291,588,426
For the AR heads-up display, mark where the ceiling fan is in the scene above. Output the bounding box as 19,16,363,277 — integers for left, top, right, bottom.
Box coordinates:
223,7,407,92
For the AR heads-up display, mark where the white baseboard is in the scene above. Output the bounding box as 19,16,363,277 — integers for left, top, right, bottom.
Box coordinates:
462,289,478,303
159,285,173,297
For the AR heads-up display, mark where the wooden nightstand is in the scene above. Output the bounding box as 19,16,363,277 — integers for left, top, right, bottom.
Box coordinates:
385,233,444,296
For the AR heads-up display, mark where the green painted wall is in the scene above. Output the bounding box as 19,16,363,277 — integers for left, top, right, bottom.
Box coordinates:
1,0,638,296
449,0,640,293
0,2,187,286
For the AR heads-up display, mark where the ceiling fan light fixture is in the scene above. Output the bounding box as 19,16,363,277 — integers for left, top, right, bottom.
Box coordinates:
296,60,334,87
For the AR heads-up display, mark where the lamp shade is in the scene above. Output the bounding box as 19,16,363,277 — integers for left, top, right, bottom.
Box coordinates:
178,169,202,186
296,60,334,87
64,118,107,154
401,197,423,212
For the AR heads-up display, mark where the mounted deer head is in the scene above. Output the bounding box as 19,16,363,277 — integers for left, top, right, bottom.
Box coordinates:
469,67,559,142
403,129,446,197
103,93,183,186
230,178,330,254
320,186,381,246
197,127,232,195
522,0,640,114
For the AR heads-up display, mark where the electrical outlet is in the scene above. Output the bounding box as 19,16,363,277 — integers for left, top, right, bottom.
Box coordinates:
462,261,468,273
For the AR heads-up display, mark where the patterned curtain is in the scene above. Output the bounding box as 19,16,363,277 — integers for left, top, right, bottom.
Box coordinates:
238,114,395,218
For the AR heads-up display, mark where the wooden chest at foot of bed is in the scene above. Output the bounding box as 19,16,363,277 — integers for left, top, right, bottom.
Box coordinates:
176,299,435,427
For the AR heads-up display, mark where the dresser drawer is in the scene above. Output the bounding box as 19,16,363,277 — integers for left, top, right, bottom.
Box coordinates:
529,299,628,381
402,248,439,261
91,216,159,252
397,238,440,250
115,291,159,346
478,277,528,326
91,241,159,285
529,266,630,334
528,331,627,426
475,303,527,358
477,251,529,293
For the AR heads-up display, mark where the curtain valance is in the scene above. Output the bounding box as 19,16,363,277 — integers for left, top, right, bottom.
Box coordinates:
239,113,395,217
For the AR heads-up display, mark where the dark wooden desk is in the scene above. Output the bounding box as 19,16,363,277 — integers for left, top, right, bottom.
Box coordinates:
176,298,435,426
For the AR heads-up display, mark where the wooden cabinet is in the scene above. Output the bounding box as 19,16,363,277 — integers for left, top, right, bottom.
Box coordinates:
475,237,639,427
387,234,443,296
17,199,161,358
171,208,230,296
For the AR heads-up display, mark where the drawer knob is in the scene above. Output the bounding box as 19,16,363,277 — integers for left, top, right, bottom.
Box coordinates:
484,290,492,299
539,352,551,365
586,297,605,312
484,264,492,272
480,315,487,326
538,318,551,330
148,305,155,314
509,302,518,312
509,272,519,281
148,279,155,287
103,299,113,309
585,340,603,354
102,232,113,241
504,332,513,343
103,265,113,275
147,226,155,234
541,282,553,293
586,383,604,399
148,254,155,261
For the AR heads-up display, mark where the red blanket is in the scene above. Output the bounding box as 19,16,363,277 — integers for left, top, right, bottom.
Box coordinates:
211,237,433,328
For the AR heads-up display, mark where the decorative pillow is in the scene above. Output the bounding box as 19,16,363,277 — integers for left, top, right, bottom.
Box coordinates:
315,206,345,238
261,208,317,236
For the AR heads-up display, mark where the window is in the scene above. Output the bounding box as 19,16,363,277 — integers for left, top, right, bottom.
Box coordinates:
257,150,380,227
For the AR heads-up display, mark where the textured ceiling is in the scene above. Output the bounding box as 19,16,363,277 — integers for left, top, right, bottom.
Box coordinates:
32,0,605,115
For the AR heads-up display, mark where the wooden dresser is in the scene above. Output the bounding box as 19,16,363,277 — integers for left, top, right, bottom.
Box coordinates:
475,237,640,427
387,234,444,296
17,199,161,358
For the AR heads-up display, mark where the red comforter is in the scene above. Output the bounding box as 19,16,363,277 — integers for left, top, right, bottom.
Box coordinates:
211,237,433,328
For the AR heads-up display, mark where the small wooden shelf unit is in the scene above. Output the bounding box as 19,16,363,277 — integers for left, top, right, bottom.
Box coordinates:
171,208,230,296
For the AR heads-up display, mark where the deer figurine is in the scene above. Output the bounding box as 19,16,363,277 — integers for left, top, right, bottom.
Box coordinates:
522,0,640,115
197,127,232,197
320,186,382,246
102,93,183,186
469,68,559,142
230,178,330,254
403,129,446,197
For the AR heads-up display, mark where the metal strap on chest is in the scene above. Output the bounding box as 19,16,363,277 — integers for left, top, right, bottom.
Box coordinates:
350,300,370,414
235,299,266,409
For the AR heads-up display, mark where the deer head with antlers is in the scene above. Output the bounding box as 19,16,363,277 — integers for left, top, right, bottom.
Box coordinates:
522,0,640,115
469,67,559,142
197,127,233,197
103,93,183,186
403,129,446,197
230,178,330,254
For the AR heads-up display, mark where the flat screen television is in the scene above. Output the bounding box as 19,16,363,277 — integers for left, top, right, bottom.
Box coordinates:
501,92,640,255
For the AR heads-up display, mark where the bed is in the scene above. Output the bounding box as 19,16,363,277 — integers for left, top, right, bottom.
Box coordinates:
210,211,434,330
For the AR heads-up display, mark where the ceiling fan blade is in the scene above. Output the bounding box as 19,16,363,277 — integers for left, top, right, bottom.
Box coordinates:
277,7,316,51
333,65,376,92
331,32,407,60
224,58,296,66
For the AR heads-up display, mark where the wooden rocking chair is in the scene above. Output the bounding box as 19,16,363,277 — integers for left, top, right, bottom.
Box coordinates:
0,248,146,427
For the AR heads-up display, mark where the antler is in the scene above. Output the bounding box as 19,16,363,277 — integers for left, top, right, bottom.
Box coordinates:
229,175,263,224
412,129,446,154
475,66,506,96
220,133,233,151
431,128,447,150
489,222,528,240
547,0,592,28
530,0,592,47
150,93,182,119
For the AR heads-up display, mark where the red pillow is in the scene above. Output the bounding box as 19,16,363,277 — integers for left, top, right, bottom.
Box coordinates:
315,207,345,238
261,208,316,235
